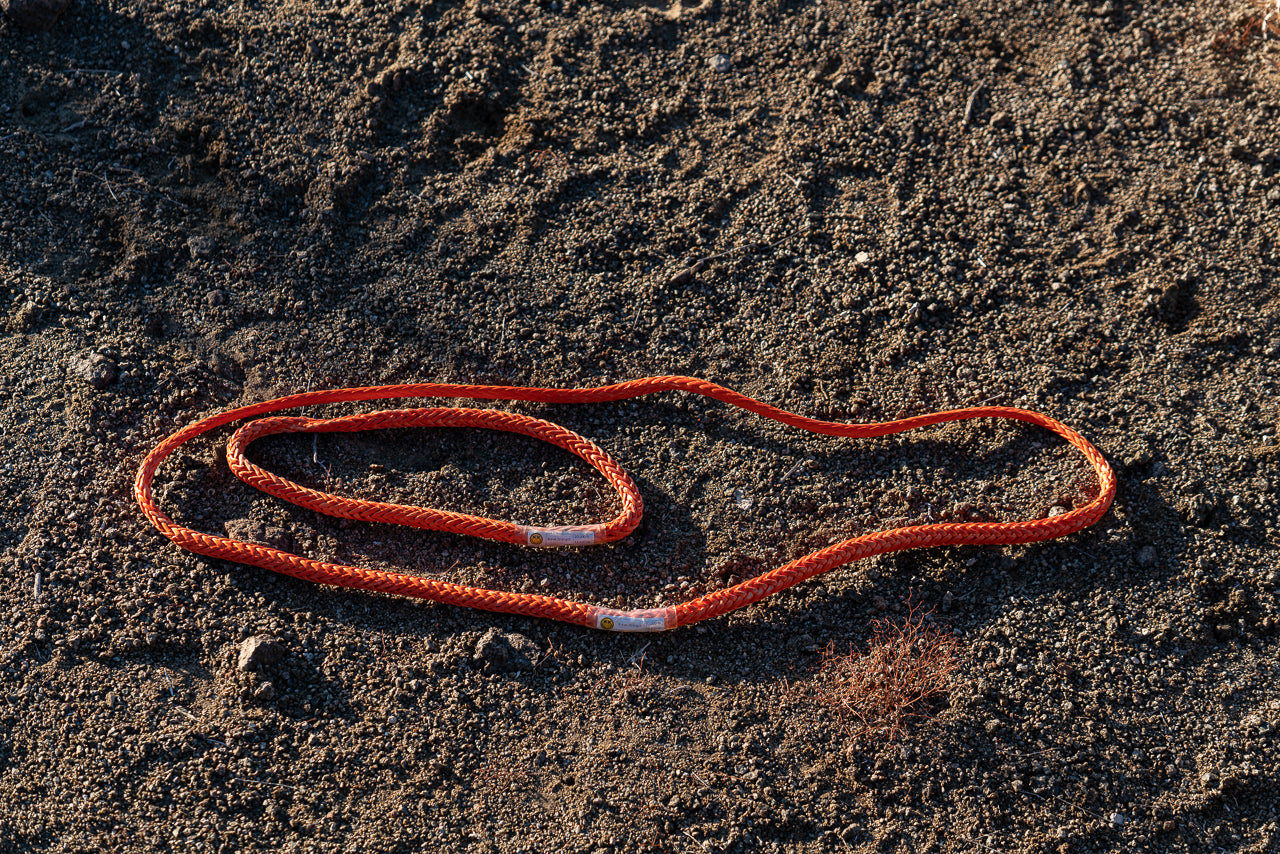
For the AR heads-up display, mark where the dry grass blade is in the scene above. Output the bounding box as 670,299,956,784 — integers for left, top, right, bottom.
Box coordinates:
813,600,961,742
1248,0,1280,36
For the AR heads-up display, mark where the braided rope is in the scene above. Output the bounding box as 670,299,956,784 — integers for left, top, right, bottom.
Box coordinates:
134,377,1115,631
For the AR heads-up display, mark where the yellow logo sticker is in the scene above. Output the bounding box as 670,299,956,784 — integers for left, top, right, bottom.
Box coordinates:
600,617,615,630
530,533,544,546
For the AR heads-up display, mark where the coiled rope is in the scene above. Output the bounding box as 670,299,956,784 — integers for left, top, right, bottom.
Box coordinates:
134,376,1115,631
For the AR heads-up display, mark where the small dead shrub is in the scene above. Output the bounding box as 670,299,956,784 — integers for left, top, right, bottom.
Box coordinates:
814,601,961,741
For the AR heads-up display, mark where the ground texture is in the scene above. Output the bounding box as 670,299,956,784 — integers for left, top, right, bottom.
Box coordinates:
2,0,1279,851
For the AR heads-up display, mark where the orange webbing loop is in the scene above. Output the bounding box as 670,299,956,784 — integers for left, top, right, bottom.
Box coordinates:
133,377,1116,631
224,408,642,548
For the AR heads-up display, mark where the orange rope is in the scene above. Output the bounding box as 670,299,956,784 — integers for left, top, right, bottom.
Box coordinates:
134,377,1116,631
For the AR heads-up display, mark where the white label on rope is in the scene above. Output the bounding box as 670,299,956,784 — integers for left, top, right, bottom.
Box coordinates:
595,611,671,632
525,527,597,548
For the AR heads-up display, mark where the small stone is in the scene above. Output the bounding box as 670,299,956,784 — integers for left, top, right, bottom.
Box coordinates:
854,251,871,265
1136,546,1158,566
187,235,217,259
1047,505,1069,517
69,351,118,389
473,628,539,674
1110,812,1126,826
709,54,732,73
238,637,286,672
253,681,277,701
989,111,1011,127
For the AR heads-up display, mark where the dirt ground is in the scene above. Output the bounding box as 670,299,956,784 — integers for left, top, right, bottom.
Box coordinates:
2,0,1279,850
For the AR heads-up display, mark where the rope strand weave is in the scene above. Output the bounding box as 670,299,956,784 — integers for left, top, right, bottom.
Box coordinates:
134,376,1116,631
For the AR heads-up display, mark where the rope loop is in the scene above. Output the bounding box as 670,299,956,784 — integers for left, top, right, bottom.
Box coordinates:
224,408,642,548
134,376,1116,631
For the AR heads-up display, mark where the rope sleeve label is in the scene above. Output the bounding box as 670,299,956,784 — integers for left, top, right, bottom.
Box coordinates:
592,608,676,632
524,527,597,548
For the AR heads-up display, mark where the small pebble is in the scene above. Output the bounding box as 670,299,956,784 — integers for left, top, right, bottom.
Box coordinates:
709,54,732,73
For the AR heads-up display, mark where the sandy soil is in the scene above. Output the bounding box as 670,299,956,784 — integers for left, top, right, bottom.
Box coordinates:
2,0,1279,851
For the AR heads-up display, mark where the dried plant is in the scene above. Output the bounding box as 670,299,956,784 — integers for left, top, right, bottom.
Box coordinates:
813,600,962,742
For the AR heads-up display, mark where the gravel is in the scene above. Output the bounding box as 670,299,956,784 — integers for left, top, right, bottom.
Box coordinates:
2,0,1279,851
